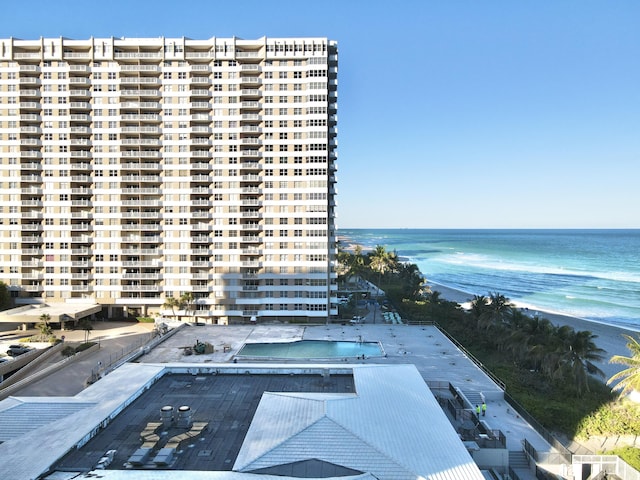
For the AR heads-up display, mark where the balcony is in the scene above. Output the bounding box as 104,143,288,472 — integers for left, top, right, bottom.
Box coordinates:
69,64,91,72
121,138,161,146
121,114,161,122
241,114,261,122
121,101,162,110
18,77,40,85
20,114,41,122
19,102,41,110
121,126,160,134
240,223,262,231
121,248,160,255
70,114,91,122
121,64,161,73
190,77,211,85
71,285,91,292
240,102,262,110
239,76,262,86
20,174,42,182
19,65,40,72
19,164,42,174
239,150,261,158
240,89,261,97
69,102,91,110
114,51,162,59
122,285,160,291
71,223,92,230
191,113,211,122
185,51,214,59
69,89,91,97
121,150,161,158
20,151,42,159
120,77,160,85
69,77,91,85
191,102,210,110
242,235,261,243
19,89,40,97
120,89,161,97
120,166,161,174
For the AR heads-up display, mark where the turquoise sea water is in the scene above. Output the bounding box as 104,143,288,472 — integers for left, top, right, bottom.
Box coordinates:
339,229,640,331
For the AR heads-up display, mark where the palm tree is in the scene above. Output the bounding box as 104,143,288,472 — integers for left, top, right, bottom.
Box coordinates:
180,292,194,319
78,318,93,344
348,245,366,282
368,245,390,292
39,313,51,329
607,334,640,398
163,296,180,321
470,295,489,330
555,329,605,394
480,292,512,331
37,321,52,340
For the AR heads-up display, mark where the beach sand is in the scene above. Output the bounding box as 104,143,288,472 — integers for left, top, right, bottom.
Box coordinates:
427,281,636,381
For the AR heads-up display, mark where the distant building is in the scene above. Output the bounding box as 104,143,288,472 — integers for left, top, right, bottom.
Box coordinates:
0,36,338,324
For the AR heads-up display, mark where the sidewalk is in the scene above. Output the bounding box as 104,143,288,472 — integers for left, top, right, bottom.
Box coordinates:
8,321,156,397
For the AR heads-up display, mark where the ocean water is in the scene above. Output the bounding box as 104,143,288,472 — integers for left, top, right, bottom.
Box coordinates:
339,229,640,331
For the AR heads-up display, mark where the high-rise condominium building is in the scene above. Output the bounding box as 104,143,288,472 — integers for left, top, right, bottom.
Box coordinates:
0,36,338,324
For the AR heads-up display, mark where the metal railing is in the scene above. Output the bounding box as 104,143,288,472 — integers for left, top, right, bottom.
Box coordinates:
573,455,640,480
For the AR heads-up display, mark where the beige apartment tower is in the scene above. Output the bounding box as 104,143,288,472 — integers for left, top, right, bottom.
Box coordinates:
0,36,338,324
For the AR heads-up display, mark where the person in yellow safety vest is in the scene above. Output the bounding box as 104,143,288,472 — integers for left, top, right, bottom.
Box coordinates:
482,402,487,416
475,404,481,417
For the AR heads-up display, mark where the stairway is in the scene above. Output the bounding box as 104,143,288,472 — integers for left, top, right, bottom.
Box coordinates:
509,450,529,469
461,389,484,410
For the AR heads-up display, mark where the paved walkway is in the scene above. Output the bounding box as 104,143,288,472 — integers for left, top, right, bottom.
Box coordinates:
6,321,156,396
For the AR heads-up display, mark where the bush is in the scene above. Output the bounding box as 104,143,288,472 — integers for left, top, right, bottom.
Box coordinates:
137,316,155,323
75,342,96,353
606,445,640,471
61,345,75,357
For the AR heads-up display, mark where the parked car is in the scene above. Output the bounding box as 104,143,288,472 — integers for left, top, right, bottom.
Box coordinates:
6,345,31,357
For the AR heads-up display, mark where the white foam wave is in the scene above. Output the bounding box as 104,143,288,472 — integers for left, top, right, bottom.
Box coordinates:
431,253,640,284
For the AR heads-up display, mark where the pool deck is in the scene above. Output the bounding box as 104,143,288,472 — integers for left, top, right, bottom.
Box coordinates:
138,322,553,458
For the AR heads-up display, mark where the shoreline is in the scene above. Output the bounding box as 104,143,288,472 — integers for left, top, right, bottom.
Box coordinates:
427,280,635,380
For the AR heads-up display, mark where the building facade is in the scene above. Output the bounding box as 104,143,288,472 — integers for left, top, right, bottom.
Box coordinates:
0,36,338,324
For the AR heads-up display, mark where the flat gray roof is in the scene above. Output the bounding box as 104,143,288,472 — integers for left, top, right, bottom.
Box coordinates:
0,363,484,479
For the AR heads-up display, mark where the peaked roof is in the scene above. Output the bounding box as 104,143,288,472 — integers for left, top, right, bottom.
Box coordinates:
234,364,485,480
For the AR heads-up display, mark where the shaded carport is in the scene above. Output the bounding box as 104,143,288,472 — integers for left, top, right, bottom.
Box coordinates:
0,303,102,331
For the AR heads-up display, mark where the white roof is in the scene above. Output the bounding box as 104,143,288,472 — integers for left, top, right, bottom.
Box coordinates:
0,302,101,323
0,363,484,480
235,364,485,480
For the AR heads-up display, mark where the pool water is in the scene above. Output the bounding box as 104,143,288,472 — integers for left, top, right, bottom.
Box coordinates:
236,340,384,359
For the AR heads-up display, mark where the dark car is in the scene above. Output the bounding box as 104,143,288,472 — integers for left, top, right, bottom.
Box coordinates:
6,345,31,357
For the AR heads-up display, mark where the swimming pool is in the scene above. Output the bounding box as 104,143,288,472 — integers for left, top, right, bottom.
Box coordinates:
236,340,385,360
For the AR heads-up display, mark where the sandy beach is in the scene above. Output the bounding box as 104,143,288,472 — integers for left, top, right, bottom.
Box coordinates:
428,281,636,380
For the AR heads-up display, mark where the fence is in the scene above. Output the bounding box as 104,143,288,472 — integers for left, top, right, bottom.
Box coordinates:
573,455,640,480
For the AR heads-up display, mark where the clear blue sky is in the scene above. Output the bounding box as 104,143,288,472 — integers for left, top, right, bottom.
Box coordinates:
3,0,639,228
